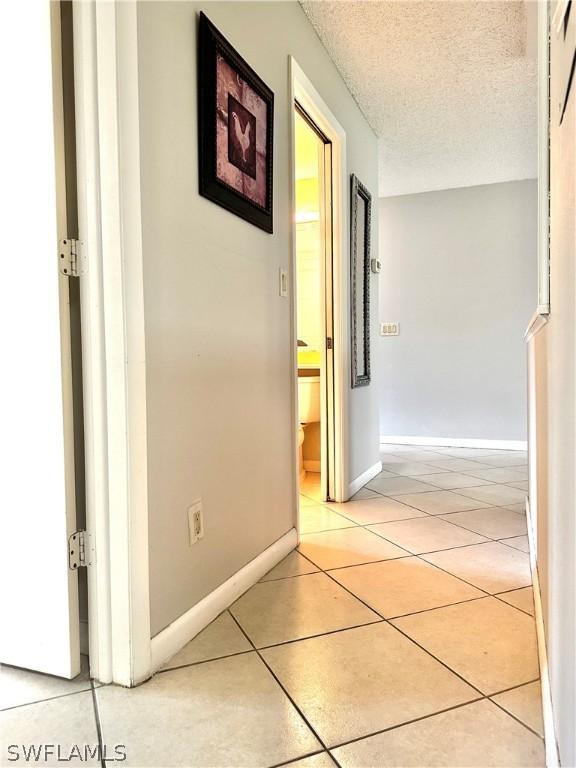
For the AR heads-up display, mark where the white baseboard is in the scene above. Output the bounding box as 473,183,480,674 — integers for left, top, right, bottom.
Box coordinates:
380,435,528,451
303,460,321,472
150,528,297,673
348,461,382,498
525,499,559,768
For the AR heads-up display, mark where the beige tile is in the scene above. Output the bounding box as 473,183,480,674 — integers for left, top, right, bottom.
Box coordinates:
161,612,251,670
492,681,544,736
299,527,408,570
366,468,398,479
0,656,93,711
333,699,544,767
501,535,530,553
416,472,493,489
392,490,490,515
300,495,319,508
430,448,506,458
422,541,531,593
456,484,527,506
381,462,444,475
300,473,322,501
477,454,528,467
331,557,483,618
97,653,319,767
285,753,337,768
439,507,527,539
428,458,493,471
349,486,382,501
0,692,100,766
393,597,539,694
326,497,427,525
299,505,356,534
505,503,527,514
230,571,379,647
369,515,488,554
366,476,441,495
497,587,535,616
508,480,529,491
396,450,447,462
261,623,477,747
463,467,528,483
380,446,442,461
379,452,408,464
261,550,320,581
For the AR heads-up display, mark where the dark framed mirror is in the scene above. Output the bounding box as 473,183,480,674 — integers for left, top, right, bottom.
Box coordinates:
350,174,372,388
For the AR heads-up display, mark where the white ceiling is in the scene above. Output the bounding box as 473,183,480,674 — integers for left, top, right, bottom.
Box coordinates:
300,1,538,197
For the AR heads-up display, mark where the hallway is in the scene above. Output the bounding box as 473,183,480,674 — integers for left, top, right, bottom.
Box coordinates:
1,445,544,767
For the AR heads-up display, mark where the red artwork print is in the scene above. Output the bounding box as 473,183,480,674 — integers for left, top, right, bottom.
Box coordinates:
216,54,268,209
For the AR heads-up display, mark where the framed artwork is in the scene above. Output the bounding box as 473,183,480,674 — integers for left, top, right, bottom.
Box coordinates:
198,12,274,233
350,174,372,388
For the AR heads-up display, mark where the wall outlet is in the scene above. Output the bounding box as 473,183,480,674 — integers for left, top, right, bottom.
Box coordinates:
380,322,399,336
188,500,204,545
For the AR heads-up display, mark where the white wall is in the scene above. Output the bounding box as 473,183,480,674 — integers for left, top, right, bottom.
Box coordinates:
296,220,323,352
378,180,537,443
533,15,576,764
137,1,379,636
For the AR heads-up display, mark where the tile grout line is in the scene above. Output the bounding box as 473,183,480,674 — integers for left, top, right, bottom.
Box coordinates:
318,566,488,699
226,610,331,759
267,750,329,768
89,680,106,768
0,685,95,713
489,696,545,740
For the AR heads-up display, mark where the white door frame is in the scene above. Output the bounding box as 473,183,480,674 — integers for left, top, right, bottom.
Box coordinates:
289,57,349,510
73,0,150,687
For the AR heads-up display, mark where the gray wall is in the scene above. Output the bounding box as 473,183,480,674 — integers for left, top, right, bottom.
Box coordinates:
137,1,380,636
378,180,537,442
536,20,576,765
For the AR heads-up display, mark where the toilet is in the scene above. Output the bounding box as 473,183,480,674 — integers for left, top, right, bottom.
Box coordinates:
297,372,320,481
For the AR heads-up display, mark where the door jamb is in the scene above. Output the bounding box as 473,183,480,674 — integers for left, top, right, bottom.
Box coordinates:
73,0,151,686
289,57,348,510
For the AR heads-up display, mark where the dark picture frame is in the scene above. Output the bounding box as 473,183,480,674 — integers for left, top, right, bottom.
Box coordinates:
350,174,372,388
198,12,274,233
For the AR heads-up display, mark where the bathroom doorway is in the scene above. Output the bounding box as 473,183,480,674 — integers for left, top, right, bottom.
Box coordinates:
291,58,348,511
294,98,341,507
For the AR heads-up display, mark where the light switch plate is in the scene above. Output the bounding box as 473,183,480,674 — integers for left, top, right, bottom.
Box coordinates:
381,322,399,336
279,268,288,297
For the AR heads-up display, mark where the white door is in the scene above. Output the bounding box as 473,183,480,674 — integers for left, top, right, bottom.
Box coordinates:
0,1,81,678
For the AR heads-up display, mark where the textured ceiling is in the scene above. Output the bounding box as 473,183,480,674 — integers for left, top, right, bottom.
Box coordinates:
300,1,538,197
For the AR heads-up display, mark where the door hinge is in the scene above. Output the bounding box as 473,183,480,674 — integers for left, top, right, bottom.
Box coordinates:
59,238,85,277
68,530,94,570
326,337,333,350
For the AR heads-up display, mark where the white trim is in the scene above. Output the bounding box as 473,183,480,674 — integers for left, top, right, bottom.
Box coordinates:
380,436,528,451
537,0,550,314
525,309,550,342
74,0,150,687
73,0,112,685
525,501,560,768
303,460,322,473
290,57,348,504
150,529,297,673
348,461,382,498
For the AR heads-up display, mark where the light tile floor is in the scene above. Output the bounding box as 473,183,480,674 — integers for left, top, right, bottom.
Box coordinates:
0,446,544,767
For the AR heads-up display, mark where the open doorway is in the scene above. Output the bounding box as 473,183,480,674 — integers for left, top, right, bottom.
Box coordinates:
294,105,335,504
291,58,348,510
